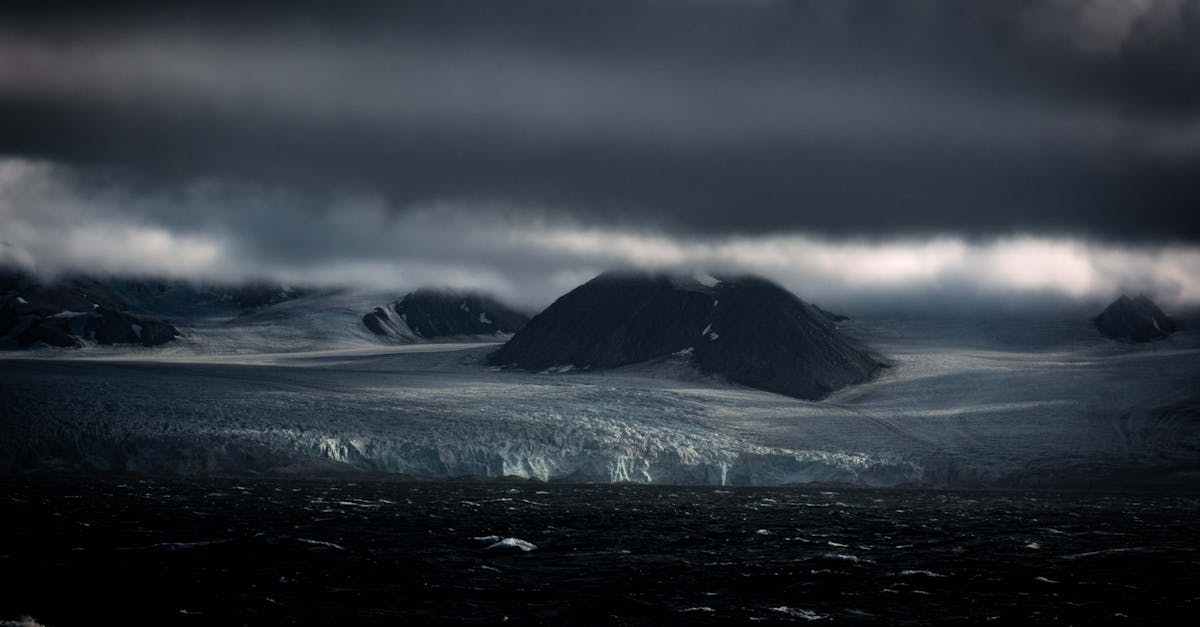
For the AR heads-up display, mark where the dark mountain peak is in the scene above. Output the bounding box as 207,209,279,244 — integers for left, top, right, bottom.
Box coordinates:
486,270,721,371
488,271,884,400
1094,294,1177,343
363,287,529,340
1132,293,1158,307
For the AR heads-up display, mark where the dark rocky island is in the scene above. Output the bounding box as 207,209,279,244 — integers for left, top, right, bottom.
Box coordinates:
364,288,529,340
488,271,885,400
1094,294,1178,342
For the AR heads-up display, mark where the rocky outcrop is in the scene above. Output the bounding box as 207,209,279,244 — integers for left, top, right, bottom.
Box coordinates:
488,271,885,400
362,307,401,337
363,289,529,340
84,308,180,346
1,272,181,349
1094,294,1177,342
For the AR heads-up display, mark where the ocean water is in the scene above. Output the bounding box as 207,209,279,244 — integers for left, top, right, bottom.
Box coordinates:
2,476,1197,625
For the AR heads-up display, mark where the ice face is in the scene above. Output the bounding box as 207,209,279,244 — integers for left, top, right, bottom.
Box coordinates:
0,345,922,485
1,311,1198,488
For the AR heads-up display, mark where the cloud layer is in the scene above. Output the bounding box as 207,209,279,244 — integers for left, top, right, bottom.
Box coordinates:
3,158,1198,309
1,2,1197,309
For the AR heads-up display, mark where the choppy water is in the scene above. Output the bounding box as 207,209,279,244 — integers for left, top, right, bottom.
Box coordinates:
2,476,1197,625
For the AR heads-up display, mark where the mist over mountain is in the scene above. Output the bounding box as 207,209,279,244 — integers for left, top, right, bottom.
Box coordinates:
364,288,529,341
0,269,316,350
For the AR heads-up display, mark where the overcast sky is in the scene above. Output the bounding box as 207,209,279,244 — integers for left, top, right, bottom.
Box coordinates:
2,1,1198,308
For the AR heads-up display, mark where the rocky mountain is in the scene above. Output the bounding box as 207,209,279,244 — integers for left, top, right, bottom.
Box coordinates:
0,269,316,350
0,271,181,349
488,271,885,400
1094,294,1178,342
363,289,529,341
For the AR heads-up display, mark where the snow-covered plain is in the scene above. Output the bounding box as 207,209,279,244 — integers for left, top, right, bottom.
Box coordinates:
2,301,1198,488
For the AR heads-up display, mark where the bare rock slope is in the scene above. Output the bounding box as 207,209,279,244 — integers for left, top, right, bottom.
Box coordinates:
363,289,529,341
489,272,884,400
1094,294,1178,342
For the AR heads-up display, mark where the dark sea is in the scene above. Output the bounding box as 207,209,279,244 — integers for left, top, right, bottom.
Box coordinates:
2,476,1197,625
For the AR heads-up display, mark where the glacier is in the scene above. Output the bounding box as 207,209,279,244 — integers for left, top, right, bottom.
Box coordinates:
1,305,1198,488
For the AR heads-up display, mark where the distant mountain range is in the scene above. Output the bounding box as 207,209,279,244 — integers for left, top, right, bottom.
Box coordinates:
7,267,1185,399
0,269,308,349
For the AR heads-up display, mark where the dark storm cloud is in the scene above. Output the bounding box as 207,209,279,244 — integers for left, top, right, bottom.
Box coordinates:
2,0,1198,241
5,157,1200,308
